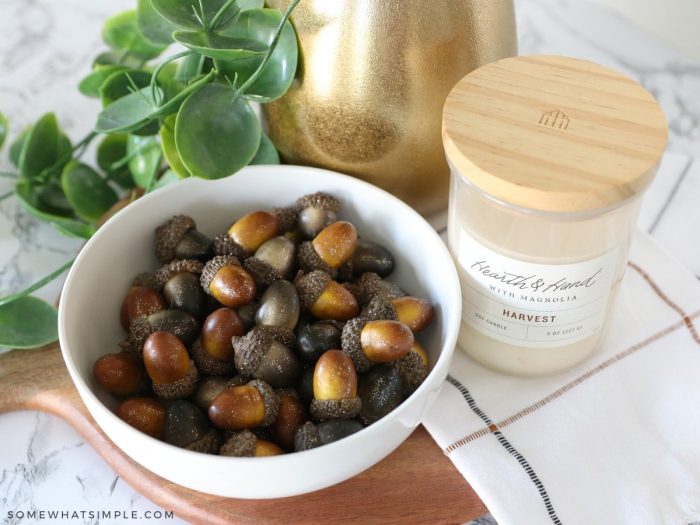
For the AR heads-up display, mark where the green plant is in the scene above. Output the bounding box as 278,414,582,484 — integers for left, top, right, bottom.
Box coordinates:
0,0,300,349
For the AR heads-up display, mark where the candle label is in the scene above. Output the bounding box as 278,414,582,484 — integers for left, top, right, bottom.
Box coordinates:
457,228,618,348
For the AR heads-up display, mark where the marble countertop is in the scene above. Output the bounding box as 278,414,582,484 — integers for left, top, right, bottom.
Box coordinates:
1,0,699,523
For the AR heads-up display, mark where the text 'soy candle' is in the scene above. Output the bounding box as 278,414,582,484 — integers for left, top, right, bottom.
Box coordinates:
443,55,668,376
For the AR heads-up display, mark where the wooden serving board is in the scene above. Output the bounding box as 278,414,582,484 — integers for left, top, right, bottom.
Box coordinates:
0,344,486,524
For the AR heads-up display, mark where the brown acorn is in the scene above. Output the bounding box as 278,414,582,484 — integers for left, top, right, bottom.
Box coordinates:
270,389,308,452
295,270,359,321
219,430,284,457
93,352,148,396
341,318,414,372
120,286,166,331
200,255,256,308
298,221,357,277
142,331,198,399
116,397,166,439
310,349,361,420
390,296,434,332
208,379,280,430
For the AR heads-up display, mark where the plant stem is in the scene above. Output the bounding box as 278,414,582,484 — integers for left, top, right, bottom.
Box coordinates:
37,131,98,183
0,191,13,202
210,0,238,29
238,0,300,95
144,150,164,194
0,258,74,307
150,50,192,105
0,172,18,179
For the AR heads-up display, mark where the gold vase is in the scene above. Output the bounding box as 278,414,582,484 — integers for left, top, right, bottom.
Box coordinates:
264,0,517,215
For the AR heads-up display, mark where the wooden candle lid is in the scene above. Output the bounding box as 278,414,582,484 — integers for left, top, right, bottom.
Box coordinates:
442,55,668,213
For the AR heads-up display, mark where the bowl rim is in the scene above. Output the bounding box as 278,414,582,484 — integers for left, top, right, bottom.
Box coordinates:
57,165,462,479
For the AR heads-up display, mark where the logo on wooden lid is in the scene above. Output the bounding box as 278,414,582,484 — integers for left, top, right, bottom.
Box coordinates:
539,109,570,131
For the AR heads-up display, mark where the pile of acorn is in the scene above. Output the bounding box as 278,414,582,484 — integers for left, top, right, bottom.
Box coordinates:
93,192,434,456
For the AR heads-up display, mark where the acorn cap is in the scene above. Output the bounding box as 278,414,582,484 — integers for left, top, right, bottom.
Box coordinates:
310,398,362,421
273,206,299,233
294,421,321,452
341,317,372,373
220,429,257,457
295,192,341,213
152,361,199,400
394,351,429,397
192,339,235,376
155,259,204,289
155,215,196,264
353,272,406,306
186,428,220,454
212,234,247,259
232,326,295,376
226,375,248,388
243,256,283,287
298,242,337,278
200,255,241,292
295,270,331,310
132,272,159,290
248,379,280,426
360,296,399,322
127,311,199,356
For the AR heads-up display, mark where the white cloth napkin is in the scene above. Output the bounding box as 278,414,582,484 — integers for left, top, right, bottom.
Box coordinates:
424,224,700,522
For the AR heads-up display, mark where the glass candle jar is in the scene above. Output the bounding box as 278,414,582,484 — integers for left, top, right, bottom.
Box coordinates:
442,55,668,376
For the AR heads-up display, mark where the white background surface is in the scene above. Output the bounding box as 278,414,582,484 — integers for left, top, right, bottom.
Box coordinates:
1,0,699,523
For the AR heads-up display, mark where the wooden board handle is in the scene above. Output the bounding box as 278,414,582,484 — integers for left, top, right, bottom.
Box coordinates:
0,346,487,524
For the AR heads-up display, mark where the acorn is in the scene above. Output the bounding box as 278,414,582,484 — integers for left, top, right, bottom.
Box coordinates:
126,309,199,355
237,300,259,331
154,259,204,289
232,326,300,388
294,419,363,452
341,318,414,373
192,376,229,412
296,322,342,364
298,367,315,405
200,255,256,308
295,270,359,321
208,379,280,430
359,295,399,322
394,345,430,397
219,430,284,457
116,397,166,439
192,308,244,375
213,208,296,259
243,236,296,286
93,352,148,396
142,331,199,399
255,280,300,330
350,272,406,307
154,215,211,264
351,239,395,277
163,400,219,453
358,364,403,425
295,192,340,239
390,296,434,332
270,388,308,451
192,339,235,376
310,349,361,420
298,221,357,278
120,285,166,331
163,271,208,318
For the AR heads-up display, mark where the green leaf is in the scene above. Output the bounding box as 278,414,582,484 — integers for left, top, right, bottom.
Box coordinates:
148,169,180,193
0,111,8,152
94,86,159,134
160,115,190,178
14,181,93,235
175,83,260,179
218,8,298,102
37,182,74,215
78,65,127,98
99,69,153,108
103,9,168,60
175,53,211,83
93,51,143,69
61,161,118,222
0,296,58,349
137,0,177,45
250,132,279,165
97,134,135,188
173,30,266,61
151,0,231,30
18,113,60,180
53,221,97,239
127,135,162,188
9,128,30,168
237,0,264,10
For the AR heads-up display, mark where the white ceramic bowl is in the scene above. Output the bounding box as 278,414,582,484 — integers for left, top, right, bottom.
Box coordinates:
58,165,461,499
